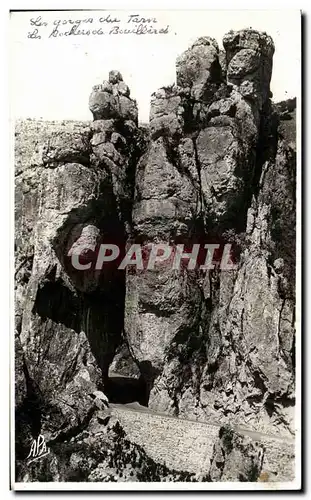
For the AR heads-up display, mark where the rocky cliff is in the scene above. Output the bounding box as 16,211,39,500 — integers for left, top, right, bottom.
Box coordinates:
15,29,296,484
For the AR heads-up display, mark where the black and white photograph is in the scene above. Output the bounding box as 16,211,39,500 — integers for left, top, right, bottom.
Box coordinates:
10,7,301,490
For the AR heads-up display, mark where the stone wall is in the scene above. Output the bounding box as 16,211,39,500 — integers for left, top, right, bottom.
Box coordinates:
111,405,219,475
111,404,295,482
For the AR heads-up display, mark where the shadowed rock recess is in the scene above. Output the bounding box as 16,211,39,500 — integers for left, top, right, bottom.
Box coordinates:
15,30,296,483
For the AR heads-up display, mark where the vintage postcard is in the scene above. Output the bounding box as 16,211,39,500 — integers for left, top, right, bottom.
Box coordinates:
11,8,301,490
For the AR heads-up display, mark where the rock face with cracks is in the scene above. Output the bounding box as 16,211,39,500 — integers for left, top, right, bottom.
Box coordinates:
15,30,296,483
125,30,295,439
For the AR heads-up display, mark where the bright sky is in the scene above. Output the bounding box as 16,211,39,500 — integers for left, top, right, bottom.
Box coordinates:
10,10,301,123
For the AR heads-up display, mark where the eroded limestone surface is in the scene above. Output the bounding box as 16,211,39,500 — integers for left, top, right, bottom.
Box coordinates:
15,29,296,483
